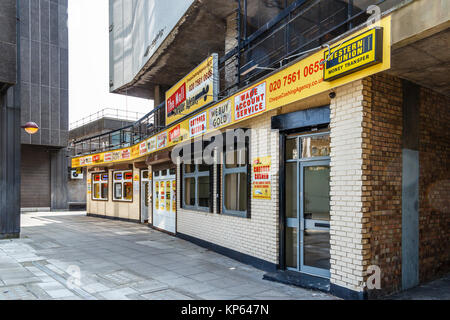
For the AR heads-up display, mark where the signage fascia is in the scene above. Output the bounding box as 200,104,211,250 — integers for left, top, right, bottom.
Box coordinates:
323,27,383,81
72,16,391,169
165,54,219,126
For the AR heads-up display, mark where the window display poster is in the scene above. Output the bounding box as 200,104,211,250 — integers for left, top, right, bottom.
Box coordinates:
160,183,165,210
155,182,159,209
252,156,271,200
166,181,171,212
172,181,176,212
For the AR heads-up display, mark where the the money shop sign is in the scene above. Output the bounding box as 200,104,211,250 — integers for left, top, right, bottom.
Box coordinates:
165,54,218,126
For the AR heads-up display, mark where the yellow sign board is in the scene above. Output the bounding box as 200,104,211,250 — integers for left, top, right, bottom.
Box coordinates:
165,54,218,126
323,27,383,81
252,156,271,200
72,16,391,169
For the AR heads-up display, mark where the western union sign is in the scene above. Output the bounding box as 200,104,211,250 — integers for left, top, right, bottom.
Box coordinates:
323,27,383,81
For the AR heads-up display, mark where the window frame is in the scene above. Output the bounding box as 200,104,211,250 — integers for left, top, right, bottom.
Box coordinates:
285,131,331,163
92,173,109,201
222,143,250,218
112,170,133,202
182,163,212,212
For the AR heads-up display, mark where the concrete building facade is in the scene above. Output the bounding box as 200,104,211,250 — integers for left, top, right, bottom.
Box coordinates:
17,0,69,211
0,0,69,239
71,0,449,299
0,0,20,239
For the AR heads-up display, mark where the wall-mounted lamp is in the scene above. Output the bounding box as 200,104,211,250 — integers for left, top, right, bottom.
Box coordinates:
21,122,39,135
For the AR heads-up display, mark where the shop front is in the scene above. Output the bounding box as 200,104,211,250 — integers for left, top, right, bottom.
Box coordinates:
74,16,445,299
86,163,142,223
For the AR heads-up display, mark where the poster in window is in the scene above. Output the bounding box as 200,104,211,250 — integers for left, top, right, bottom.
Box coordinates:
124,172,133,180
252,156,271,200
172,181,176,212
155,182,159,209
160,182,165,210
165,181,171,212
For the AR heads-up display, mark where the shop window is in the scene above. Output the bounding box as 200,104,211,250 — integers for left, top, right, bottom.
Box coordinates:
222,145,249,218
92,173,108,201
182,163,212,212
301,134,330,158
113,170,133,202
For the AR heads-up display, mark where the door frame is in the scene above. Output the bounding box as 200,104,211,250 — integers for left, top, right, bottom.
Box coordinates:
140,169,150,223
282,131,331,279
152,169,177,234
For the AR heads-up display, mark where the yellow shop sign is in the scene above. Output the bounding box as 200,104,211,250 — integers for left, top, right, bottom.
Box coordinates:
165,54,218,126
323,27,383,81
72,16,391,169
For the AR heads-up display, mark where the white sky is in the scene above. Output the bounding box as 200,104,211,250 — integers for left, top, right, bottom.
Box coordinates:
68,0,153,126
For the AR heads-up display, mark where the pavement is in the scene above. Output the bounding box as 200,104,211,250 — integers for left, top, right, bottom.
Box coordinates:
0,211,337,300
385,273,450,300
1,211,448,300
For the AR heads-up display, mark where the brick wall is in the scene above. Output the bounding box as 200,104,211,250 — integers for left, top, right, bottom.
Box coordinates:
330,74,403,296
331,73,449,297
363,74,403,297
329,79,367,292
176,112,280,264
419,87,450,282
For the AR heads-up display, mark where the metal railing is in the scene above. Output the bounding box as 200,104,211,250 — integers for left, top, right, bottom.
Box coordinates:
224,0,403,93
69,108,147,131
69,103,165,157
70,0,403,158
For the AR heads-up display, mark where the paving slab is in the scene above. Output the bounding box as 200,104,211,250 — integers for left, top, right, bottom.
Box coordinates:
0,211,341,300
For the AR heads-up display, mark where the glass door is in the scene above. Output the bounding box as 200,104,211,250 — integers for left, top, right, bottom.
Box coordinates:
300,161,331,278
141,170,150,223
285,132,331,278
152,169,176,234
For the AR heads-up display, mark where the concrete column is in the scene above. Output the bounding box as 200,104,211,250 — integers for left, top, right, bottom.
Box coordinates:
154,85,166,128
50,148,69,210
0,89,21,239
401,80,420,290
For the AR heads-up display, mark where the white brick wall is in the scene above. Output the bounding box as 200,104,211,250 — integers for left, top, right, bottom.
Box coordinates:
177,112,280,264
330,80,366,292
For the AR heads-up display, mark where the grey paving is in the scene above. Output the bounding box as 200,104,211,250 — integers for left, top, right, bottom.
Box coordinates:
0,211,338,300
385,273,450,300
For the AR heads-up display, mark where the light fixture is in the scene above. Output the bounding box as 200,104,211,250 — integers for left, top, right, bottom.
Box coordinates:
21,122,39,135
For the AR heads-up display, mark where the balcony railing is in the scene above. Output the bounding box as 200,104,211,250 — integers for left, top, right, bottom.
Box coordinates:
217,0,404,96
70,0,404,159
69,108,147,131
69,102,166,157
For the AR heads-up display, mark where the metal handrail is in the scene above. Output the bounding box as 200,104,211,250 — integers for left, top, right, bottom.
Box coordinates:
69,108,147,130
69,102,165,156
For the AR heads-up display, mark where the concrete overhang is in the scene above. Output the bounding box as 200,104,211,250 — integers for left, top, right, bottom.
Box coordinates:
112,0,236,100
389,0,450,96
